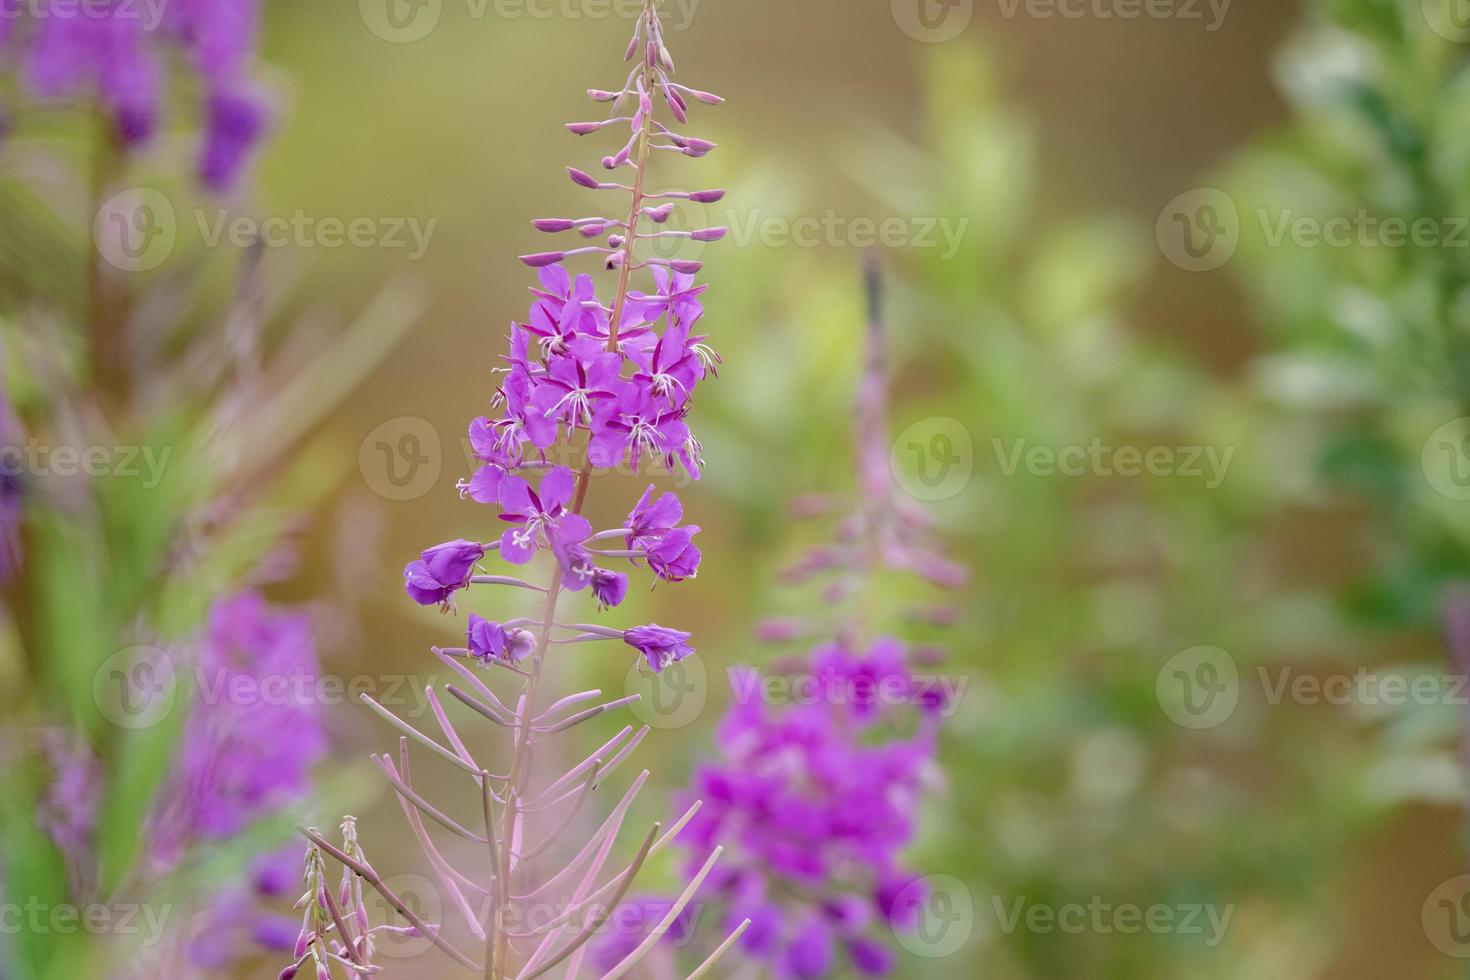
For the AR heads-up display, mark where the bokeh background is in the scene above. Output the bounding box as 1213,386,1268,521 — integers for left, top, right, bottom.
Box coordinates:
11,0,1470,977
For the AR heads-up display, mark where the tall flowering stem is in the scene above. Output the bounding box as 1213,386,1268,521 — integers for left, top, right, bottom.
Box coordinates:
609,255,966,977
311,4,744,978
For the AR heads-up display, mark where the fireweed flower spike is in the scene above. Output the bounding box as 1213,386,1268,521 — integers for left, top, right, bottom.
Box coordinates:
603,256,967,976
308,5,746,978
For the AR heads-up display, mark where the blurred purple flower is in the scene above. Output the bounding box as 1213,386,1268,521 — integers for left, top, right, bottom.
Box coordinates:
3,0,269,189
150,592,326,862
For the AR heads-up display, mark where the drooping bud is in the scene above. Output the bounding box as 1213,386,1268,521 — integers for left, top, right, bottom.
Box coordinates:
691,227,727,242
520,251,566,268
534,218,577,233
568,167,601,189
688,188,726,203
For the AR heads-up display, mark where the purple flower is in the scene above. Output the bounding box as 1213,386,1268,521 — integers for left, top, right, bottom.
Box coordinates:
6,0,270,188
629,267,707,328
625,484,683,544
588,383,694,477
846,935,895,976
151,593,326,860
497,466,589,565
628,322,702,408
591,567,628,609
531,350,623,426
623,485,701,581
403,539,485,606
782,918,834,979
200,85,268,192
644,524,701,582
623,624,693,672
467,614,535,664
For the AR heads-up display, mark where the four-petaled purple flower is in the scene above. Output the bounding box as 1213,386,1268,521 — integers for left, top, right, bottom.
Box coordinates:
623,624,694,673
497,466,590,565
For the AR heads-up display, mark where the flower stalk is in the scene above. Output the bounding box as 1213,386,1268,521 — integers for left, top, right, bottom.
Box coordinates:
306,3,743,977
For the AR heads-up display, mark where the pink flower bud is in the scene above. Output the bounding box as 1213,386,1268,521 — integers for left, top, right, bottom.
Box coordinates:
588,88,620,101
278,967,300,980
566,121,603,135
671,260,703,274
692,227,727,242
689,189,726,204
568,167,600,189
645,204,675,223
520,251,565,268
607,234,626,248
682,138,715,157
534,218,576,232
688,88,724,104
